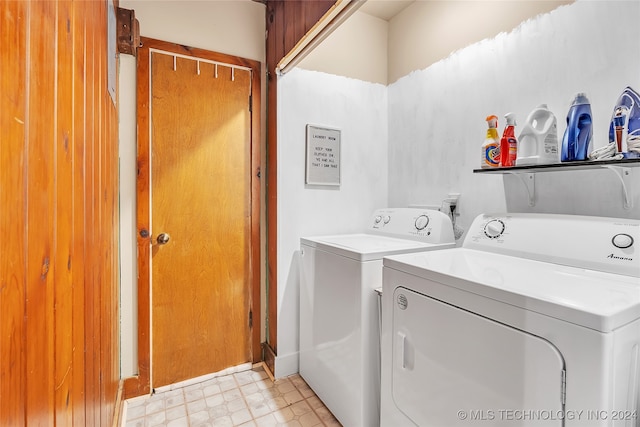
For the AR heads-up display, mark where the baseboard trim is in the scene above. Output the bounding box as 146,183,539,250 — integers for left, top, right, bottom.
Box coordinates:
274,351,299,378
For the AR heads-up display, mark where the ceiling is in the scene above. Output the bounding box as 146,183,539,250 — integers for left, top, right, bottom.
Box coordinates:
358,0,414,21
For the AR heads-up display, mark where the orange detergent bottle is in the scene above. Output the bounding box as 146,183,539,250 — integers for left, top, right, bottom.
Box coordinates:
499,112,518,167
481,115,500,168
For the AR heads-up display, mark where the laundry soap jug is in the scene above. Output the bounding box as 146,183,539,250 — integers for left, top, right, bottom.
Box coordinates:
515,104,559,166
481,115,500,168
608,86,640,158
499,112,518,167
561,93,592,162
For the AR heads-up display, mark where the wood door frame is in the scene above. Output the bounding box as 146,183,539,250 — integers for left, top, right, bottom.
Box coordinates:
124,37,262,398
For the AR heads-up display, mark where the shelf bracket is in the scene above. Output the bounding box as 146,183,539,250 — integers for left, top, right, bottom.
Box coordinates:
506,172,535,207
602,165,633,209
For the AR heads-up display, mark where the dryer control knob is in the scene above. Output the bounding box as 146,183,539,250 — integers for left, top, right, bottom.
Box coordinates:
612,233,634,249
383,215,391,224
415,215,429,231
374,215,382,224
484,219,505,239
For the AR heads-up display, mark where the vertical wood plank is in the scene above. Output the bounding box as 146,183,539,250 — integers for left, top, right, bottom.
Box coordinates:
283,1,298,56
106,87,119,427
71,1,87,425
25,0,56,425
97,2,107,423
84,1,98,423
96,2,105,423
96,0,118,420
304,1,335,35
0,0,28,424
54,2,75,425
110,89,120,427
111,62,118,413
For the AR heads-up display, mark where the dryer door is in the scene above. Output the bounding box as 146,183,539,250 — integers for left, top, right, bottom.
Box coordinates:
392,287,565,426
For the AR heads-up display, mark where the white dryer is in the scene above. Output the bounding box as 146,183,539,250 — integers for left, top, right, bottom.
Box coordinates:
381,213,640,427
300,208,456,427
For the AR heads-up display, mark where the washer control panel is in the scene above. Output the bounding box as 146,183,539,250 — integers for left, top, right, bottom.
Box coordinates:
368,208,455,244
464,213,640,278
374,215,392,225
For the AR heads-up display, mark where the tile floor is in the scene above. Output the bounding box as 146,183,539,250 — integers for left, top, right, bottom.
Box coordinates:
122,365,342,427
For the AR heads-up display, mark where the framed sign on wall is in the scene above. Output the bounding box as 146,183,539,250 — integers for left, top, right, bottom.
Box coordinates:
305,124,341,186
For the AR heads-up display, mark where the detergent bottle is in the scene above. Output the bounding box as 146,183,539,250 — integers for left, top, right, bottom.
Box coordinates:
561,93,592,162
499,112,518,167
481,115,500,168
516,104,559,166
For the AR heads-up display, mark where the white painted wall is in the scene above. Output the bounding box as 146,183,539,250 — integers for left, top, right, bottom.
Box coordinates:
297,10,389,85
123,0,265,62
298,1,571,85
118,0,265,378
387,0,572,83
388,0,640,237
276,69,388,377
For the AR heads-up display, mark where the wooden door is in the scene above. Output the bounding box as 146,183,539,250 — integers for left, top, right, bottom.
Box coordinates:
134,38,261,389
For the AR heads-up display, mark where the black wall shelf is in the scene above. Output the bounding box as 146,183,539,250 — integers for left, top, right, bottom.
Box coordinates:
473,158,640,209
473,158,640,174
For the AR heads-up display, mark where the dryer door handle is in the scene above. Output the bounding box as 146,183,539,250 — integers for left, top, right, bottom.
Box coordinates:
398,332,414,370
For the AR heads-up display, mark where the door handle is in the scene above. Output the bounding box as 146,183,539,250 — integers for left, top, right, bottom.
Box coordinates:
156,233,170,245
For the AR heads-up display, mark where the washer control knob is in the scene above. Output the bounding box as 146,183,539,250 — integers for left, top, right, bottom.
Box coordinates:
484,219,505,239
374,215,382,224
612,233,634,249
415,215,429,231
383,215,391,224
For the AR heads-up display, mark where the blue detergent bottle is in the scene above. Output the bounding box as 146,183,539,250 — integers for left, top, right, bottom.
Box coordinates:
608,86,640,157
561,93,593,161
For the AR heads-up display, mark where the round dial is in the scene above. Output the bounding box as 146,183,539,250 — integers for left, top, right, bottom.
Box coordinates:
612,233,634,249
374,215,382,224
383,215,391,224
484,219,505,239
415,215,429,231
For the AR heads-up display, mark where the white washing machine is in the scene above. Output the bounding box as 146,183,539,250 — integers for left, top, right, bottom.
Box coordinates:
381,213,640,427
300,208,456,427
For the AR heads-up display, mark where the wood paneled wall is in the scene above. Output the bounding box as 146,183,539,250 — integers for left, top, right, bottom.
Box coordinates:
264,0,335,371
1,1,120,426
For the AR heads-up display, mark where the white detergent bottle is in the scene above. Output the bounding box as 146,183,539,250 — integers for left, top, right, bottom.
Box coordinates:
516,104,559,166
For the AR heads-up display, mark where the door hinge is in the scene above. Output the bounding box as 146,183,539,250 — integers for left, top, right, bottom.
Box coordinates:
249,94,252,113
561,369,566,405
116,7,140,56
256,167,261,179
249,310,253,328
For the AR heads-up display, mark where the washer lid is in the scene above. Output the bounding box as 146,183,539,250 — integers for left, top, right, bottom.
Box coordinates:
384,248,640,332
301,234,455,261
